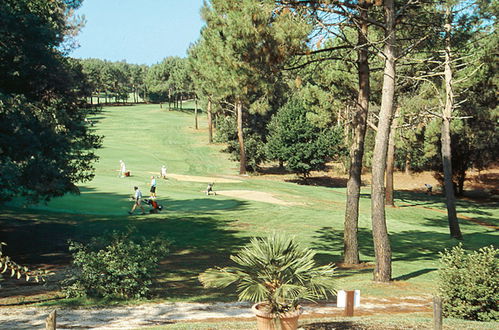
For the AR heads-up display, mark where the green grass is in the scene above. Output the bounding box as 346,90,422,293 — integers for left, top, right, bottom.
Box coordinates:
1,103,497,305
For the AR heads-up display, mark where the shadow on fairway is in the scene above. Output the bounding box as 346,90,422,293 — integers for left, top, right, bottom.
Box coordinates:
287,176,350,188
168,107,204,115
392,268,437,281
311,225,498,280
301,321,365,329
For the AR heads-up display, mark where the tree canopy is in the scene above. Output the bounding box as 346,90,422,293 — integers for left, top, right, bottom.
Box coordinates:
0,0,101,203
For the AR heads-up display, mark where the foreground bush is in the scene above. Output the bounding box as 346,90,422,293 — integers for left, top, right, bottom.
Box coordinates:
63,232,169,299
438,244,498,321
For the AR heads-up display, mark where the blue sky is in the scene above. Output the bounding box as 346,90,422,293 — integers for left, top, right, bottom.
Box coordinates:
70,0,205,65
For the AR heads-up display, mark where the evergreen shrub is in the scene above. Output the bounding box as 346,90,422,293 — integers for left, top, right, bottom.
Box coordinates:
63,232,169,299
438,243,498,321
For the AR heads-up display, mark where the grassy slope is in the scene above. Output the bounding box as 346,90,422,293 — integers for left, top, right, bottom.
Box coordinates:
1,103,497,304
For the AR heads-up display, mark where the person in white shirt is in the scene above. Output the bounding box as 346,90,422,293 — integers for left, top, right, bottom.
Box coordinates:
150,176,157,199
129,186,145,215
119,160,126,177
161,165,167,179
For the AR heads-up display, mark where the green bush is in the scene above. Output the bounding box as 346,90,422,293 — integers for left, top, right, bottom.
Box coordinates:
63,232,169,299
438,243,498,321
266,98,345,177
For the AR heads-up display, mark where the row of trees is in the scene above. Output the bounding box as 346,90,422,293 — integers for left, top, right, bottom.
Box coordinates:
186,0,498,282
79,57,194,107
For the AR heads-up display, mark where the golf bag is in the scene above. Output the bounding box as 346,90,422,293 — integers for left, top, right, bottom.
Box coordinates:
143,198,163,213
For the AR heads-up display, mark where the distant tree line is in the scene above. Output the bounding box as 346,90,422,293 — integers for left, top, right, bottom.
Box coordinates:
78,57,194,108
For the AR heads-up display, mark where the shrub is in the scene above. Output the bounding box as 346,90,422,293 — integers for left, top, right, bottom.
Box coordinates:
63,232,169,299
438,243,498,321
199,233,336,314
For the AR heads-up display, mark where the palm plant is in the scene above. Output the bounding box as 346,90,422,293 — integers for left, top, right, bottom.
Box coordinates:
199,233,336,314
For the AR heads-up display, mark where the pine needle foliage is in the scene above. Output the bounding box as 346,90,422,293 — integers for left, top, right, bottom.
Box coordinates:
199,233,336,314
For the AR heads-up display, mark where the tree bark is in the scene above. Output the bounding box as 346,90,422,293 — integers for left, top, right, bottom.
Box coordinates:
441,6,462,239
385,108,398,206
195,97,199,130
236,99,247,175
207,98,213,143
343,3,370,265
371,0,395,282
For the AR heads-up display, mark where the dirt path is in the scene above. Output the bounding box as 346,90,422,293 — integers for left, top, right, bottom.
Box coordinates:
0,296,432,329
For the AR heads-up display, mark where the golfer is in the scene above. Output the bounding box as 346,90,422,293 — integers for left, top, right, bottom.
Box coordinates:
206,183,216,196
150,176,157,199
129,186,145,215
424,183,433,195
161,165,167,179
119,160,126,177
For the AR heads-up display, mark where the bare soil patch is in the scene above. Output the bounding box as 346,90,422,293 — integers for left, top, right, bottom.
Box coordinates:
0,296,433,329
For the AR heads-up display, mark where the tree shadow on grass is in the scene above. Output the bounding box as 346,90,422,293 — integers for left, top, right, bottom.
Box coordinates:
287,176,350,188
301,321,369,330
170,107,203,115
311,224,497,281
392,268,437,281
396,190,498,219
0,188,253,303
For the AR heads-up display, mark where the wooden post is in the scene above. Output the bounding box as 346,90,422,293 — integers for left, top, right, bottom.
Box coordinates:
344,290,355,316
45,310,56,330
433,296,442,330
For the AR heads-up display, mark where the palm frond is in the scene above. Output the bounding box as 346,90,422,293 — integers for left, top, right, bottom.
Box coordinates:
198,232,337,312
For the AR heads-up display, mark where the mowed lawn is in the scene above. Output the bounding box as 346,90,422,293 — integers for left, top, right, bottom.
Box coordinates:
1,103,497,304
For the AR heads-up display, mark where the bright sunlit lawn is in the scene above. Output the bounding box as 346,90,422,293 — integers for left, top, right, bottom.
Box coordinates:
1,103,497,306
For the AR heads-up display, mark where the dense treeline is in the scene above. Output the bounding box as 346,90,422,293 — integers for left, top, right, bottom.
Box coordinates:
78,57,194,107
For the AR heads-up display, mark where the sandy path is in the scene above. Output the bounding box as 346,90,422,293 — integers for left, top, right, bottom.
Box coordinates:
152,173,242,183
0,297,431,329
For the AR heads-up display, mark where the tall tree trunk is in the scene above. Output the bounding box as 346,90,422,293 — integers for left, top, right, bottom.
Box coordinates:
236,99,246,175
343,4,370,265
385,107,398,206
207,98,213,143
441,6,462,239
180,94,183,110
371,0,395,282
194,97,199,130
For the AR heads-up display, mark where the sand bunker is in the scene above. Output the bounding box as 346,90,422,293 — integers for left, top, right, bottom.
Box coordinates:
216,190,301,206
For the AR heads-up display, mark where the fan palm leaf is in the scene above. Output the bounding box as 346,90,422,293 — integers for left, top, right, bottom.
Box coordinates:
198,232,336,314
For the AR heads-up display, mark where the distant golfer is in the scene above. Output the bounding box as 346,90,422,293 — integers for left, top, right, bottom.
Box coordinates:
206,183,216,196
129,186,145,215
150,176,157,199
119,160,127,177
424,183,433,195
161,165,167,179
